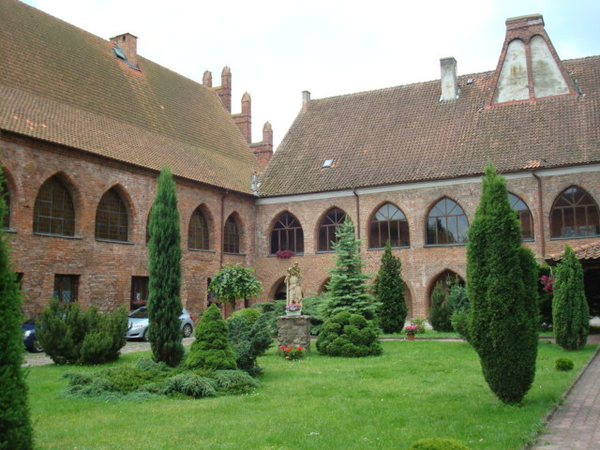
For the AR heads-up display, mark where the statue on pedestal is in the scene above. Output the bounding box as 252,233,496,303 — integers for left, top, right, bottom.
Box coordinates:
285,263,303,313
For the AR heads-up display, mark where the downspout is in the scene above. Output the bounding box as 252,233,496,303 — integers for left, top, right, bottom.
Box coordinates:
532,172,546,257
353,188,361,241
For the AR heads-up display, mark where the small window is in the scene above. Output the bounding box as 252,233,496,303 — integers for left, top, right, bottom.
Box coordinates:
34,176,75,236
551,186,600,238
95,188,128,242
54,275,79,303
318,208,347,251
426,198,468,245
189,207,210,250
224,215,241,254
369,203,409,248
508,193,534,240
270,212,304,254
322,159,334,169
131,276,149,310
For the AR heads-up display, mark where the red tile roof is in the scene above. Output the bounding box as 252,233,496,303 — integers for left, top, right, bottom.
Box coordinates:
549,242,600,262
259,57,600,196
0,0,260,194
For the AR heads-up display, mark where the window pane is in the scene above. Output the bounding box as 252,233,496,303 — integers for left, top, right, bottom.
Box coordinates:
34,177,75,236
95,188,128,241
189,208,209,250
271,213,303,253
369,203,409,248
427,198,468,245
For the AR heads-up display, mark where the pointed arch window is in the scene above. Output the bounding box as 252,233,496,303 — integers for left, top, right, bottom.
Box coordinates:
318,208,347,252
34,176,75,236
95,188,128,242
551,187,599,238
369,203,409,249
271,212,304,254
508,193,534,240
426,198,468,245
224,214,241,254
189,207,210,250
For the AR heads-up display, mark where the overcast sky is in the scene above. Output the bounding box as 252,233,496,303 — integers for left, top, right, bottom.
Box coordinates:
21,0,600,149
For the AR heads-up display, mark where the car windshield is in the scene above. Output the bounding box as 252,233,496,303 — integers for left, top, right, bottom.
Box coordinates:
128,307,148,319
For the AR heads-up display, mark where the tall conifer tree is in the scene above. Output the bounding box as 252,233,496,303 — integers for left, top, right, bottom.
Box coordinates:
322,216,377,320
373,241,407,333
467,164,538,404
553,246,589,350
148,167,184,366
0,175,33,449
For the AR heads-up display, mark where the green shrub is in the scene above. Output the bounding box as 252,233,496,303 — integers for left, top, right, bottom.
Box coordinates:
450,309,471,342
411,317,426,334
555,358,574,371
38,299,127,365
373,242,408,333
229,308,261,326
300,294,327,335
429,281,453,332
186,304,237,371
316,311,382,357
408,438,470,450
227,312,273,376
160,373,217,398
213,370,260,395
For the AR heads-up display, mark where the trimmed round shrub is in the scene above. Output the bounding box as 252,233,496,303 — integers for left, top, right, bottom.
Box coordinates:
555,358,574,371
316,311,382,357
160,373,217,398
229,308,261,326
408,438,470,450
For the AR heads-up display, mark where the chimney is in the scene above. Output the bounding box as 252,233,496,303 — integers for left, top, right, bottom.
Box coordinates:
110,33,138,67
233,92,252,143
251,122,273,169
202,70,212,88
440,57,458,101
302,91,311,111
215,67,232,112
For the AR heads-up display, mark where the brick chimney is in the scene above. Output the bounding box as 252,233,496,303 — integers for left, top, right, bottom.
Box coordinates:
440,57,458,101
202,70,212,87
110,33,138,67
233,92,252,143
251,122,274,169
302,91,311,111
214,67,232,112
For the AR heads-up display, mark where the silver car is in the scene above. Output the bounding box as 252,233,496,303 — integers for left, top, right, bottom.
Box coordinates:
125,306,194,340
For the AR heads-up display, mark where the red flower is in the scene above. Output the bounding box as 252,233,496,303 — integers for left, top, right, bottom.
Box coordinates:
280,345,285,350
285,348,291,353
297,346,303,351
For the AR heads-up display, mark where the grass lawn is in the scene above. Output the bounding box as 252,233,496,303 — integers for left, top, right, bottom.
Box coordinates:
28,340,596,450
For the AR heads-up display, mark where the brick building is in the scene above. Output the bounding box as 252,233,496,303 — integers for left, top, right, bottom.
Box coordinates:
1,1,599,320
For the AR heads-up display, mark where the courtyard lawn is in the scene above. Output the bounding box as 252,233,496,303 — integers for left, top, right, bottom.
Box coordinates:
29,341,596,450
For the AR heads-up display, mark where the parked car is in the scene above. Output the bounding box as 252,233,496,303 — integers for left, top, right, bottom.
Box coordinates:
22,320,43,353
125,306,194,340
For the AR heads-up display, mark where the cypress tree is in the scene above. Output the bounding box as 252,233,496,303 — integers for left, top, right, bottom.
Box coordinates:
186,304,237,370
553,246,589,350
148,167,184,367
0,175,33,449
373,241,407,333
429,281,453,332
467,164,539,404
321,216,378,320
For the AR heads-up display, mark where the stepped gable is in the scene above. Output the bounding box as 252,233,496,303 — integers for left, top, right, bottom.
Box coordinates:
0,0,260,194
258,15,600,197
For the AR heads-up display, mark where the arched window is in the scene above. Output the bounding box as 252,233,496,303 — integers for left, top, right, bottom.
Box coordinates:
224,214,240,254
369,203,409,248
508,193,534,240
33,176,75,236
271,212,304,254
188,207,210,250
426,198,468,245
318,208,347,251
1,179,10,229
95,187,128,242
551,186,600,238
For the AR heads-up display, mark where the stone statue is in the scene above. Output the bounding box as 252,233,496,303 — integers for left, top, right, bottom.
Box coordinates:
285,262,303,308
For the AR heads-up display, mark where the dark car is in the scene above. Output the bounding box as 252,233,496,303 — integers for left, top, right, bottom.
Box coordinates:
22,320,43,353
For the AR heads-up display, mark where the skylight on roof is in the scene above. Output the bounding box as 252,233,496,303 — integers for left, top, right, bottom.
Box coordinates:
112,44,140,71
322,159,334,168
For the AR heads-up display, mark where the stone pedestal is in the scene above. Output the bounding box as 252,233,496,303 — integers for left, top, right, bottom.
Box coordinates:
277,315,311,351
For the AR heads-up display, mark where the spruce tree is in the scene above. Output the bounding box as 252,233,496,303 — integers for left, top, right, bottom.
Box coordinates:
321,216,378,320
553,246,589,350
467,164,539,405
148,167,184,367
0,176,33,449
373,241,407,333
186,304,237,370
